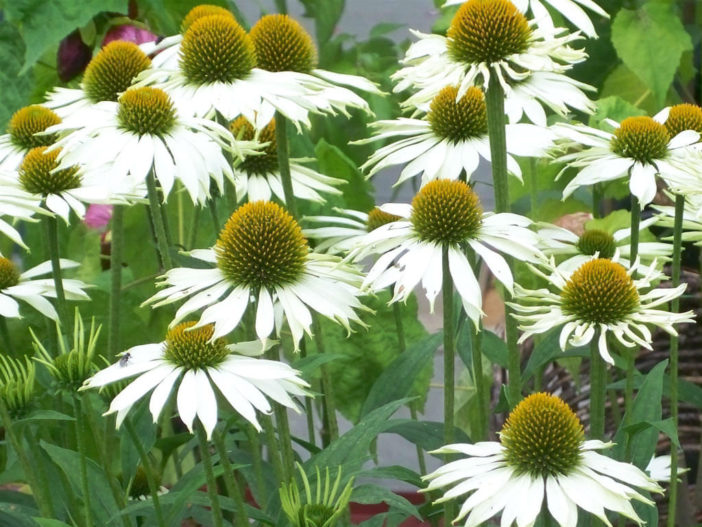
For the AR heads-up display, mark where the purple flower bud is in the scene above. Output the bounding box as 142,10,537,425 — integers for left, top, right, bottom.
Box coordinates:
57,31,92,82
102,25,159,47
84,204,113,230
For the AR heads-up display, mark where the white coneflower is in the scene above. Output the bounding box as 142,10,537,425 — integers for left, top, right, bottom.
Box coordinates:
554,112,700,206
0,105,62,170
537,218,672,274
82,322,310,438
511,257,694,364
0,256,89,321
392,0,589,119
355,180,542,325
228,117,342,203
48,86,254,205
45,41,152,117
425,392,662,527
136,13,372,130
356,85,553,185
443,0,609,38
144,201,365,349
0,175,44,250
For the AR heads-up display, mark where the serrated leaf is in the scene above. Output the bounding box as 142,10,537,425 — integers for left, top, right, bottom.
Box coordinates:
356,465,423,488
611,4,692,105
0,22,34,128
314,138,374,212
4,0,128,72
384,420,470,452
588,96,646,130
351,484,421,520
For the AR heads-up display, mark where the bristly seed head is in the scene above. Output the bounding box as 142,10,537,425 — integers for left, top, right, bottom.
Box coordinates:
180,15,256,85
117,87,177,136
366,207,402,232
7,105,61,150
181,4,235,33
163,322,229,370
19,147,81,196
576,229,616,259
664,103,702,139
82,41,151,103
560,258,639,324
0,257,20,290
501,392,584,478
428,86,488,143
216,201,308,288
610,116,670,164
447,0,531,65
411,179,483,245
249,14,318,73
229,117,278,175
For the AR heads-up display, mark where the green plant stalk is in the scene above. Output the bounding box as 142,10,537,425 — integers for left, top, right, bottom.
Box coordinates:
300,340,317,446
313,316,340,442
391,300,428,475
188,206,201,250
629,195,641,264
0,316,14,355
274,111,298,219
195,424,224,527
267,346,295,481
22,426,56,518
262,415,285,484
213,429,249,527
529,158,538,216
73,397,93,527
466,251,488,440
666,194,684,527
123,418,166,527
485,76,521,405
0,398,54,518
592,184,602,219
245,424,267,508
45,215,69,327
441,246,456,523
82,397,133,527
146,172,173,270
209,198,220,237
589,332,605,439
108,205,124,361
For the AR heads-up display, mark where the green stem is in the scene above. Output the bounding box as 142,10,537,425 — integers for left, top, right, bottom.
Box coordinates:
466,251,488,441
274,111,297,219
209,198,220,237
589,331,606,439
188,206,201,250
485,75,521,405
0,316,14,355
592,184,602,219
123,418,165,527
45,215,69,327
22,426,56,518
667,194,684,527
441,246,456,523
391,300,428,474
623,354,635,437
262,415,284,484
313,316,339,442
195,424,224,527
73,397,93,527
108,205,124,361
629,195,641,265
0,398,53,518
212,428,249,527
267,347,295,481
246,425,267,508
529,158,538,216
146,172,173,270
300,340,316,446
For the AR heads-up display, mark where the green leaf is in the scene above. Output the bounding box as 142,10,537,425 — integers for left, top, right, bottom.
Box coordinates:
306,399,408,473
4,0,128,72
292,353,345,378
522,330,588,382
314,138,374,212
40,440,121,524
613,360,667,468
384,420,470,452
315,291,429,422
611,4,692,105
33,520,73,527
299,0,345,48
13,410,75,427
361,332,441,416
624,417,679,449
588,96,646,130
351,484,421,520
0,22,34,128
356,465,423,488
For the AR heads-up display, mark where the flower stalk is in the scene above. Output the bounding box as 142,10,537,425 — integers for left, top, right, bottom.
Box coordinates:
73,396,93,527
485,74,521,405
45,215,69,327
441,245,456,523
667,193,685,527
108,205,124,360
589,330,605,439
145,172,173,270
195,423,224,527
212,428,249,527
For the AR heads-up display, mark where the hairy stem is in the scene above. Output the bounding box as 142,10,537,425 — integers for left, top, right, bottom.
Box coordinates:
108,205,124,361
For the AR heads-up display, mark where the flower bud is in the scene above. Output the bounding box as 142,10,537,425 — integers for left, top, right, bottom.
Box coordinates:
102,24,159,47
57,31,92,82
